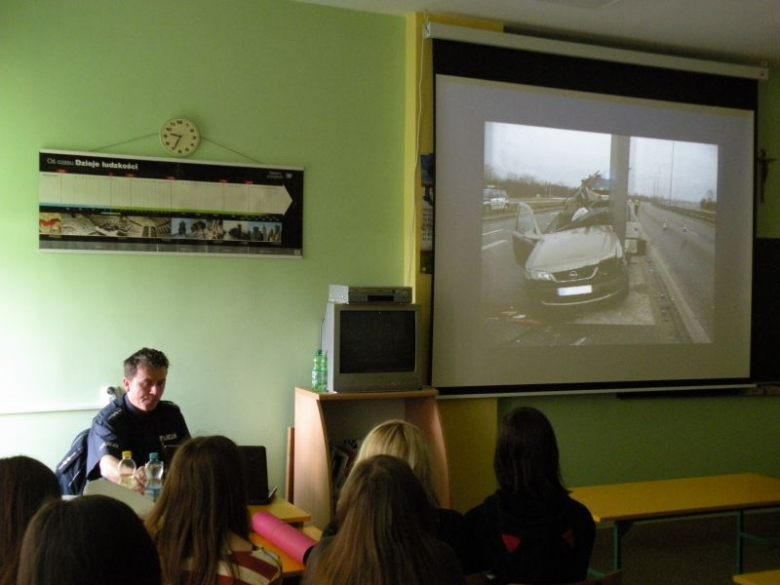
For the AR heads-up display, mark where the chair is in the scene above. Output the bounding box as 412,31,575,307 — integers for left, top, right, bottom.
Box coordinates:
55,428,91,495
100,384,125,405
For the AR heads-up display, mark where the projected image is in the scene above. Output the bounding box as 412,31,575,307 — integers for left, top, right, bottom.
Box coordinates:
481,122,717,347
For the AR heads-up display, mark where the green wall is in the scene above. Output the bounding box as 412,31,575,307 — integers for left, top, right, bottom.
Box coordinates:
0,0,405,490
1,0,778,501
502,392,780,490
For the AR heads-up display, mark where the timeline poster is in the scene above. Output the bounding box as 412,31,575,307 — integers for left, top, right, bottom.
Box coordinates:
38,150,304,257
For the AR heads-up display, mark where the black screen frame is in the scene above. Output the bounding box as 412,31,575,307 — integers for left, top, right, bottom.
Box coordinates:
430,38,759,397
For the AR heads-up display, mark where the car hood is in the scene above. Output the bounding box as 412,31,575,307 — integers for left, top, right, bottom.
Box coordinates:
527,226,620,272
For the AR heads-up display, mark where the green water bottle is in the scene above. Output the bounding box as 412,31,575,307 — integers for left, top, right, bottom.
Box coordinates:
312,349,327,392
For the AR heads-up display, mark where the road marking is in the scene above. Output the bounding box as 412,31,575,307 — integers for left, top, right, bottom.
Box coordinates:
647,246,710,343
483,228,503,236
482,240,507,251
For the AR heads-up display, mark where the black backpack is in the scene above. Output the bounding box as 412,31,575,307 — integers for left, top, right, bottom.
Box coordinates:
54,428,90,496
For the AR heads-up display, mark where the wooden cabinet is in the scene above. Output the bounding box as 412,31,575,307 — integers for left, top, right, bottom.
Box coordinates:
292,387,450,529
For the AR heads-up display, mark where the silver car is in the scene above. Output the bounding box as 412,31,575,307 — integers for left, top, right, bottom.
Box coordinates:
512,186,628,307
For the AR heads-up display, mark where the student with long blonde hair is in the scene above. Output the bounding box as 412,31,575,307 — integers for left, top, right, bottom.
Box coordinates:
323,420,473,573
145,435,281,585
304,454,464,585
355,419,435,500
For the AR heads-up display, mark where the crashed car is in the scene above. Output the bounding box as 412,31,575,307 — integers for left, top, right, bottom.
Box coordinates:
512,184,628,307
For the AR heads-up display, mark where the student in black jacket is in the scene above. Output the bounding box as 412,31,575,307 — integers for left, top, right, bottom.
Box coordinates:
465,406,595,584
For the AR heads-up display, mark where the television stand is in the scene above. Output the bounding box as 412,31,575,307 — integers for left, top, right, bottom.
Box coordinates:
291,387,449,529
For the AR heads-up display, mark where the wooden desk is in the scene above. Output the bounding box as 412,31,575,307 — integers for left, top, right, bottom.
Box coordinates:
247,497,318,578
249,497,311,527
571,473,780,574
734,568,780,585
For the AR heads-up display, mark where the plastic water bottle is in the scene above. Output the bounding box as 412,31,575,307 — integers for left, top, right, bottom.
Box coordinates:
144,452,164,502
117,451,136,489
312,349,327,393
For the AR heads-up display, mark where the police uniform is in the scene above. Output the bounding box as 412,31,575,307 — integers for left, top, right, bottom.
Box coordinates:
86,394,190,480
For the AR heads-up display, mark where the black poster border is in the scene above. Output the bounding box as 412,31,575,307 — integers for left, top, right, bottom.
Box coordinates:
38,150,304,258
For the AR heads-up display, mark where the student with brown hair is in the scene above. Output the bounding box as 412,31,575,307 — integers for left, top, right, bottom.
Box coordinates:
0,456,60,585
16,494,161,585
304,454,464,585
465,406,596,585
145,435,281,585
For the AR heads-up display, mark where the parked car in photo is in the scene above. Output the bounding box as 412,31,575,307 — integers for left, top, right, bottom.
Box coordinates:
512,184,628,308
483,187,509,212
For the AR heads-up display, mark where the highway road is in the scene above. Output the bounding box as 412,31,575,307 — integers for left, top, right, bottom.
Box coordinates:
636,203,715,341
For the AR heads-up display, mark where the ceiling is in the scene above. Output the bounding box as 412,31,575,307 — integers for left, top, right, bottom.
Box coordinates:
291,0,779,67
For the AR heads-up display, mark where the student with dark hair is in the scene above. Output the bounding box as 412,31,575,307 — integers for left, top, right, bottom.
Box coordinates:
16,494,161,585
86,347,190,492
304,454,465,585
145,435,281,585
0,456,60,585
465,406,596,584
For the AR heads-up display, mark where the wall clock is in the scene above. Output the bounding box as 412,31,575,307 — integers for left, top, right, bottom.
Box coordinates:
160,117,201,156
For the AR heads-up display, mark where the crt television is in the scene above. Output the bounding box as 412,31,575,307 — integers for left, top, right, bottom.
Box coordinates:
321,302,423,393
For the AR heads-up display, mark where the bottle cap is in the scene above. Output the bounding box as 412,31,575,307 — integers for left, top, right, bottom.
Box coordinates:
122,450,132,459
149,452,159,461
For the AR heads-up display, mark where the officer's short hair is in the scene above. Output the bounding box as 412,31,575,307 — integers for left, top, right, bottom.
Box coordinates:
124,348,169,379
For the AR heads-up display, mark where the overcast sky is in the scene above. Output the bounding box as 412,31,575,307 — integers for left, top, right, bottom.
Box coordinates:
485,122,718,202
629,138,718,202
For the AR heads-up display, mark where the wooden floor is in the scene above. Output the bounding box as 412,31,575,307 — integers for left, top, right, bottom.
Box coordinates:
588,511,780,584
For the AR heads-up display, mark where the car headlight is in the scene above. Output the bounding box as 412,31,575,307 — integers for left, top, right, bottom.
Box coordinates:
526,268,554,281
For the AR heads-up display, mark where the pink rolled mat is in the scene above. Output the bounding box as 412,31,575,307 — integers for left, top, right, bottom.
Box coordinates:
252,511,317,564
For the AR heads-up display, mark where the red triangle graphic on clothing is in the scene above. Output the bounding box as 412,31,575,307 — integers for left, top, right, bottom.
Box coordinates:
502,533,521,553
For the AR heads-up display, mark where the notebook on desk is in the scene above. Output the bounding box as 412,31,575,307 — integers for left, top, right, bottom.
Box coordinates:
239,445,274,505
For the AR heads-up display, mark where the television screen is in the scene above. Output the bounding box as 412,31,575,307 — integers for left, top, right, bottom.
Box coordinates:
341,310,417,373
322,302,422,393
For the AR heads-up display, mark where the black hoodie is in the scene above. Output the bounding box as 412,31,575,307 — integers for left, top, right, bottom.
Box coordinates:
465,489,595,584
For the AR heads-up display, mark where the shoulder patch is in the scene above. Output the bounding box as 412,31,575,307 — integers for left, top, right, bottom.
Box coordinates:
106,407,125,423
94,400,124,424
